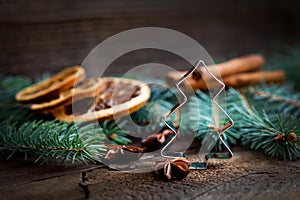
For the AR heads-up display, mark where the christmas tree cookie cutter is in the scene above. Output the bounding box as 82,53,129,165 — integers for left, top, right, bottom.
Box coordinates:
161,60,234,169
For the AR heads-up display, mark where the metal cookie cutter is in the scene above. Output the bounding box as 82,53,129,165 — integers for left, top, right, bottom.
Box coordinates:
161,60,234,169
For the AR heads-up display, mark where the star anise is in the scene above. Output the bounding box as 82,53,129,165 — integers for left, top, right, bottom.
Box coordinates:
154,157,190,180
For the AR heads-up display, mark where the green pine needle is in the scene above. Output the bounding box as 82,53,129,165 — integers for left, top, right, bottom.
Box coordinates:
100,120,132,145
0,120,107,165
235,105,300,160
182,89,241,151
0,75,107,165
247,84,300,117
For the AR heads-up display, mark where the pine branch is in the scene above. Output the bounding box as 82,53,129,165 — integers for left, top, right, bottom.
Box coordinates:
222,86,300,160
0,74,110,165
100,120,132,145
182,89,242,151
234,103,300,160
1,72,300,163
247,84,300,117
0,120,107,165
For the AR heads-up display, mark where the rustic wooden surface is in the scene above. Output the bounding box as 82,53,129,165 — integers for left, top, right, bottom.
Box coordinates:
0,0,300,77
0,147,299,200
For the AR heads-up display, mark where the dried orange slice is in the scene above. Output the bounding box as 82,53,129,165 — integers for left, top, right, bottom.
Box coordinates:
51,77,151,122
30,78,105,111
15,66,85,103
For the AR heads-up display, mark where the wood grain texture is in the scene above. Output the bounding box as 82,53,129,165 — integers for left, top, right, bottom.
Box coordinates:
0,156,103,189
1,147,299,200
0,0,299,77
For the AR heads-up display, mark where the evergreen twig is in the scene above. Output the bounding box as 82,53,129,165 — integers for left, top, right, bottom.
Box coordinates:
0,75,108,164
247,84,300,117
1,56,300,163
100,120,132,145
0,120,107,164
232,86,300,160
235,106,300,160
182,89,241,151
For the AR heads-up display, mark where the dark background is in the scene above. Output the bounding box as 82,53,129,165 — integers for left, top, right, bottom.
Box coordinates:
0,0,299,78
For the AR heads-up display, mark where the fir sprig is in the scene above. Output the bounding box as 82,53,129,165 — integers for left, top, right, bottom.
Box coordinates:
182,89,241,151
236,107,300,160
247,84,300,117
100,120,132,145
226,86,300,160
1,54,300,164
0,75,108,164
0,120,107,165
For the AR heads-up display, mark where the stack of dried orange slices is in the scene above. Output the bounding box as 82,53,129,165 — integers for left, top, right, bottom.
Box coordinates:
15,66,151,122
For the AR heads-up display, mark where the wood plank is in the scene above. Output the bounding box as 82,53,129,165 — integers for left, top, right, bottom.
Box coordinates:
0,155,104,189
0,0,299,77
0,16,297,77
0,172,85,200
0,0,297,23
1,147,298,199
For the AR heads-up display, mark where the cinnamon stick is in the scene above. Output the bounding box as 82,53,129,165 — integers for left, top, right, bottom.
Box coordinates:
167,70,285,90
200,70,285,89
222,70,285,88
166,54,265,90
214,54,265,77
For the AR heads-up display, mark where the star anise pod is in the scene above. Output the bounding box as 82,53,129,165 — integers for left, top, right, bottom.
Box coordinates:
154,157,190,180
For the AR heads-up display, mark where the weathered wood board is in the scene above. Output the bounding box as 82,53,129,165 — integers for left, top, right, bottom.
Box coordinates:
0,0,299,77
0,147,299,199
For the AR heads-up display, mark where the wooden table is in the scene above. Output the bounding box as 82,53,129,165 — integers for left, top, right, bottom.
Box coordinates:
1,1,299,199
1,147,299,200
